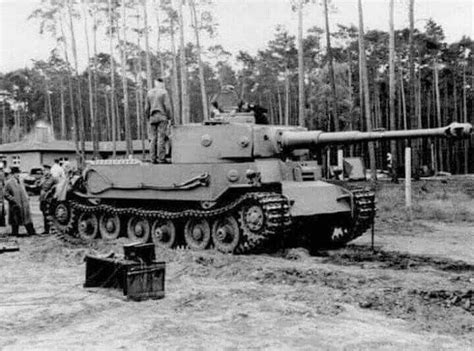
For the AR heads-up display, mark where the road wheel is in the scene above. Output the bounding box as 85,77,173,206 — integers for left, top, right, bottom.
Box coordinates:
99,213,121,240
77,212,99,241
127,216,151,243
52,202,74,233
184,218,211,250
212,214,240,253
151,219,176,249
243,204,265,233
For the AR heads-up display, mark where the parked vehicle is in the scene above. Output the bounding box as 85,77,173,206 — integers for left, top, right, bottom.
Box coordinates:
23,168,44,196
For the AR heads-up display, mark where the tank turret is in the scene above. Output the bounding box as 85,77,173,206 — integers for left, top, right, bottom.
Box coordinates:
169,121,472,163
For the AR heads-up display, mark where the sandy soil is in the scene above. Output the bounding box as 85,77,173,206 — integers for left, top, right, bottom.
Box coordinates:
0,178,473,350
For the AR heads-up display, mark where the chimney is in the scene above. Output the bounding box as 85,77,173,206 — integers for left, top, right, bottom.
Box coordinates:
35,125,49,143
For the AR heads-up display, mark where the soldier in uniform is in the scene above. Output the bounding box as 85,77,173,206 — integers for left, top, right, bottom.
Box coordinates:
4,167,36,236
145,78,172,164
39,164,57,234
210,85,240,113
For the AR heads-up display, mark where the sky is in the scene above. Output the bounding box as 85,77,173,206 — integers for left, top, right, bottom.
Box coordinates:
0,0,473,73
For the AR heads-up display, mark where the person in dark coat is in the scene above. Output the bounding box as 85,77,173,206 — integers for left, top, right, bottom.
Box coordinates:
0,167,6,227
39,164,57,234
4,167,36,236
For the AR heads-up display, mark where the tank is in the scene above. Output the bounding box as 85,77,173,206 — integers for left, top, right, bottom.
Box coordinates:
49,112,472,253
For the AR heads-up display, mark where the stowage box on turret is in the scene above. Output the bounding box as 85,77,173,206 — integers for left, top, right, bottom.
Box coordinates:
50,110,472,253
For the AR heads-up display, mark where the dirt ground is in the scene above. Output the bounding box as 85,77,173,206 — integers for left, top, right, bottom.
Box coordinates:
0,176,473,350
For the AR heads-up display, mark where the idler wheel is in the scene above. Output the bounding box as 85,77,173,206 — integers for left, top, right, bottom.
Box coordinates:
127,216,151,243
99,213,121,240
184,218,211,250
77,212,99,241
243,205,265,232
152,219,177,249
211,214,240,253
54,203,70,226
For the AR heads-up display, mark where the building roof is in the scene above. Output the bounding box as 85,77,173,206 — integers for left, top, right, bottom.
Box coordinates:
0,139,146,153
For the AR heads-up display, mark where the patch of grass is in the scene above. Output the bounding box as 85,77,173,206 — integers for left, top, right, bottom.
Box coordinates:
376,179,474,224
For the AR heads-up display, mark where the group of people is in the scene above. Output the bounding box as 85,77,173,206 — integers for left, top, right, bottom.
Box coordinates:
0,159,66,237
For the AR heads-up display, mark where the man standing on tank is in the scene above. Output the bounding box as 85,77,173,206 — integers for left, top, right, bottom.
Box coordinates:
145,78,172,164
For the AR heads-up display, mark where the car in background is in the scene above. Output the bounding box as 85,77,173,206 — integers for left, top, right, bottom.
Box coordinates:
22,168,44,196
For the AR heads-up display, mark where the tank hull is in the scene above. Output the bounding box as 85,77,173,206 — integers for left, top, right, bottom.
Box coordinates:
49,160,375,253
83,162,353,219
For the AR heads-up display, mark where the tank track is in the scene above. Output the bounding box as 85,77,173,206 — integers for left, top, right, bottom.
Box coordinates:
51,192,292,254
345,187,376,242
238,193,292,253
327,187,376,246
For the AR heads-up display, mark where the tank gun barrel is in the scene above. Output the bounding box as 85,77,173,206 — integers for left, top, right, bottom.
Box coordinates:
280,122,472,150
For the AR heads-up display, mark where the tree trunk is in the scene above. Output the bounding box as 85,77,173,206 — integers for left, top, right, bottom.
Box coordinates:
142,0,150,157
92,0,100,147
169,17,181,125
59,14,77,146
416,71,422,127
107,0,117,157
453,73,458,120
104,90,111,141
155,3,165,77
60,77,66,139
408,0,415,129
388,0,397,178
178,0,190,124
324,0,339,132
135,6,145,156
408,0,420,175
67,0,85,161
358,42,364,130
433,61,443,170
267,93,274,124
82,0,98,157
347,50,354,130
1,102,7,143
135,85,141,140
400,72,407,130
114,91,121,141
277,85,283,125
45,78,55,137
462,64,468,173
444,79,450,171
347,50,354,155
284,67,290,126
189,0,209,121
143,0,152,91
358,0,376,181
297,0,305,127
427,88,431,128
120,0,132,156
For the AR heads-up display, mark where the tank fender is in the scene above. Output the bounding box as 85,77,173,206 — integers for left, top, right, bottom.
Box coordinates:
282,180,351,218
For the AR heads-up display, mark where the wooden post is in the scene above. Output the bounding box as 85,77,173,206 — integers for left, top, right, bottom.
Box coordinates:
430,142,436,174
405,147,412,221
337,149,344,180
326,148,331,179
